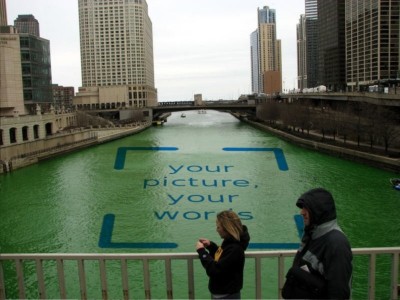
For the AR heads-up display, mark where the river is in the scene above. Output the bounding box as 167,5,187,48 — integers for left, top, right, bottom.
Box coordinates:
0,110,399,299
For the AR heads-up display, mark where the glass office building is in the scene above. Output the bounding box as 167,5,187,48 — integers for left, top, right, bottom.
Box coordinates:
305,0,319,88
317,0,346,92
20,34,53,104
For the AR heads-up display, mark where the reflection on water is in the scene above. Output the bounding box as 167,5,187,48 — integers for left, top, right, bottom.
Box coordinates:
0,110,399,299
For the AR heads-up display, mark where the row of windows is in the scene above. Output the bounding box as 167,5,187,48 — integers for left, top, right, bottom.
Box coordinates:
82,71,149,77
83,72,147,79
80,12,143,18
0,125,40,145
81,58,145,65
83,80,147,86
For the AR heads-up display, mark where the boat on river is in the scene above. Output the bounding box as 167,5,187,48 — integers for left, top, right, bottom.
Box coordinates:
389,178,400,190
181,113,186,118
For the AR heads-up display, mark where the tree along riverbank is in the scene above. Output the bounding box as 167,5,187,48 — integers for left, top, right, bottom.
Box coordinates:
239,116,399,173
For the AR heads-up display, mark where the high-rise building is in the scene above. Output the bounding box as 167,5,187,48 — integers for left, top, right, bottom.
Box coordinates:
317,0,346,92
250,30,260,94
13,15,53,106
0,29,25,116
1,2,52,116
345,0,400,91
250,5,282,95
305,0,318,18
297,14,307,91
14,14,40,36
52,84,74,110
0,0,7,26
75,0,157,109
19,33,53,105
305,0,318,88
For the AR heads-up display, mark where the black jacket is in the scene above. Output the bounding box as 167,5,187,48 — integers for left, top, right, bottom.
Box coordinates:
292,188,353,299
197,225,250,295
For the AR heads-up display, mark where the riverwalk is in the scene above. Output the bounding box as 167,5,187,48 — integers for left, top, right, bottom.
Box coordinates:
243,118,400,173
0,122,152,173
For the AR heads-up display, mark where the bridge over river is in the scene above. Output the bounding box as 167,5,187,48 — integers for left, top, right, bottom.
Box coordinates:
78,92,400,125
152,100,257,121
281,91,400,107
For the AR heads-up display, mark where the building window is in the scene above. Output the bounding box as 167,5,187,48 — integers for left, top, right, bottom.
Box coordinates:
9,128,17,144
33,125,39,139
22,126,29,141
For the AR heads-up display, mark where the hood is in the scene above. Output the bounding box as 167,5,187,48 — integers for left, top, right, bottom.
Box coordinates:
296,188,337,226
240,225,250,250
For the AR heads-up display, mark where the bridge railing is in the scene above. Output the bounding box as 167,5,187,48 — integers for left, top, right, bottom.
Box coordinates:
0,247,399,300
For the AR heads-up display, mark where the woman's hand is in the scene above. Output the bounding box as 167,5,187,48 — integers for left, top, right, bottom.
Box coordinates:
196,241,205,250
198,238,210,247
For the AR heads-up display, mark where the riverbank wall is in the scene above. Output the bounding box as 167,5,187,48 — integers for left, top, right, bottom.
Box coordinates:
0,123,152,174
242,118,400,173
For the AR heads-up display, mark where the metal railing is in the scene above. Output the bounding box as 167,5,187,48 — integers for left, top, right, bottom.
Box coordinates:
0,247,399,300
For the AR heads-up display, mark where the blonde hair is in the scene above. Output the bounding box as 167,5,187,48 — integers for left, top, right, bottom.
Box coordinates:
217,210,243,241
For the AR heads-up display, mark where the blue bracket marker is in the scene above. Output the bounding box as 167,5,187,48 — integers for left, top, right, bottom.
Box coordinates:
114,146,179,170
99,214,178,249
99,214,303,250
222,147,289,171
105,146,293,249
248,215,303,250
248,243,299,250
294,214,304,239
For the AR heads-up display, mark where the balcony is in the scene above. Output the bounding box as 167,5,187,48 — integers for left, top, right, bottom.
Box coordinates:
0,247,399,299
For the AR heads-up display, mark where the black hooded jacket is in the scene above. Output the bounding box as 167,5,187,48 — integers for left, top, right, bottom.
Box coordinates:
197,225,250,295
293,188,353,299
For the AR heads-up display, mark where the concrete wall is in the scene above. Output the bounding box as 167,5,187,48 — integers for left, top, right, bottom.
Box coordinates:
0,129,96,161
0,112,77,146
0,122,152,174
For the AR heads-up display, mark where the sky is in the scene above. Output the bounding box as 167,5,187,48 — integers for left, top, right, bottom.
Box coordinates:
6,0,305,101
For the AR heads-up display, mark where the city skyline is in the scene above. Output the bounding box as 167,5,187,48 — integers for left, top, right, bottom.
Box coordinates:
6,0,305,101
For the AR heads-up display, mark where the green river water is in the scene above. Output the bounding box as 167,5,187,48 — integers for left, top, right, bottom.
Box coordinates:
0,110,399,299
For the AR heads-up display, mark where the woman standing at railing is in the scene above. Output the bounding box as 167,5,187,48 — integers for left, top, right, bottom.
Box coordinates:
195,210,250,300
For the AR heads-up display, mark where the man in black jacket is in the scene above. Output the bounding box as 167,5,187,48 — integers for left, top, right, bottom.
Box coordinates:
282,188,353,299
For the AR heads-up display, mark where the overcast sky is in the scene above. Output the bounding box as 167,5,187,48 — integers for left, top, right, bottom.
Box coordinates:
6,0,305,101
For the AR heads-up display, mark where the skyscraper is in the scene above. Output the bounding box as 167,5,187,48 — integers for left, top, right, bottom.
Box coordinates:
12,14,53,105
305,0,318,18
19,33,53,104
0,0,7,26
251,5,282,95
297,14,307,91
345,0,400,91
75,0,157,109
1,2,52,117
0,0,24,117
317,0,346,92
305,0,318,88
14,14,40,36
250,30,260,94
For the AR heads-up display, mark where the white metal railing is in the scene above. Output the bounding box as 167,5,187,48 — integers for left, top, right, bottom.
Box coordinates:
0,247,399,300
